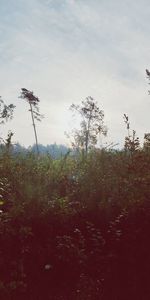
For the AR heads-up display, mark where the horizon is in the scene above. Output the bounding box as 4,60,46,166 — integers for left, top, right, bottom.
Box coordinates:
0,0,150,148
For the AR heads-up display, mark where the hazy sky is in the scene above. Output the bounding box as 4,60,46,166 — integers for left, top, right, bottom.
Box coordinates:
0,0,150,148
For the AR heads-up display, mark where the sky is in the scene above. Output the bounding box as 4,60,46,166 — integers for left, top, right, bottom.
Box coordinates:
0,0,150,148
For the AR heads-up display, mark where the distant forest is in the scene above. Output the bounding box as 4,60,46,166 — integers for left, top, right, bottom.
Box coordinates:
0,143,70,159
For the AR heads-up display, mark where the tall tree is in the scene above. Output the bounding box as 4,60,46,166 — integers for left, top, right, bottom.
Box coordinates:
70,96,107,155
20,88,43,155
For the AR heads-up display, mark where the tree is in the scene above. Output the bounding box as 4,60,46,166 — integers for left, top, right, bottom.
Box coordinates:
0,97,15,150
0,97,15,125
20,88,43,155
123,114,140,153
70,96,107,155
143,133,150,151
144,70,150,151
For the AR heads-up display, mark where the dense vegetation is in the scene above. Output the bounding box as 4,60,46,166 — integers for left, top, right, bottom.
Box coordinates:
0,145,150,299
0,87,150,299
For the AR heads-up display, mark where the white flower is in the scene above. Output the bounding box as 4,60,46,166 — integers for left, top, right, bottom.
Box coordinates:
44,264,52,270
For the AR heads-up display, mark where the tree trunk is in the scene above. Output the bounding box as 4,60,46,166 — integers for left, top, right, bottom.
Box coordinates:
85,110,92,155
29,103,39,155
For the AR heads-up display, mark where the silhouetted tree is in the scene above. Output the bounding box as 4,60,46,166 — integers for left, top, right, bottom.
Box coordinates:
20,88,43,155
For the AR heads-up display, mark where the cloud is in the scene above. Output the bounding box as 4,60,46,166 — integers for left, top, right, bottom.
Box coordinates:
0,0,150,147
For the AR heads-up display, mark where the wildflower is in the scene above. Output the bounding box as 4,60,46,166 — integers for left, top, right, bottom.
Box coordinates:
44,264,52,270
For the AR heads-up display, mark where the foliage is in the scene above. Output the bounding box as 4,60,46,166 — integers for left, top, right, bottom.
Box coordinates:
143,133,150,151
0,97,15,125
124,114,140,153
70,96,107,155
0,147,150,299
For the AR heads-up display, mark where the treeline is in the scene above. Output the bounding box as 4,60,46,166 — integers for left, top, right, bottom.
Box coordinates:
0,142,70,159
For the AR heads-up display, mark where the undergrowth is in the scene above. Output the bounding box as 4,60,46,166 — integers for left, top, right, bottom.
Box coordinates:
0,148,150,299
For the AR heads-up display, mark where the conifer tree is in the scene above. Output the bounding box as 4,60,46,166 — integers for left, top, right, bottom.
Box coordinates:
20,88,43,155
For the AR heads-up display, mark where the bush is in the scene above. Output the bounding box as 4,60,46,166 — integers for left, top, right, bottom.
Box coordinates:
0,149,150,299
